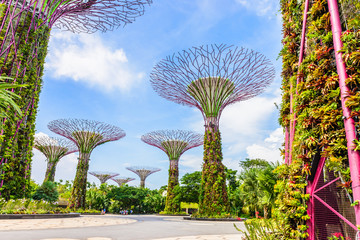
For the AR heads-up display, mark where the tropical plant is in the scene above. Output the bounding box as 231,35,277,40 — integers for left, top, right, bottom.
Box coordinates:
32,181,59,203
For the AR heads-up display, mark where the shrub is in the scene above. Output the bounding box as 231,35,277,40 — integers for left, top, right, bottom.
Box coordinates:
32,181,59,203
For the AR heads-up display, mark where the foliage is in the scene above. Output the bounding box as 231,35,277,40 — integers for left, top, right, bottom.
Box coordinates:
86,183,113,211
0,198,68,214
56,180,72,201
32,181,59,203
0,78,25,125
236,218,289,240
179,171,201,203
238,159,279,219
107,185,165,214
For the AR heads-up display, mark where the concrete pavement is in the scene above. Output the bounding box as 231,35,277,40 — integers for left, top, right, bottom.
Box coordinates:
0,214,246,240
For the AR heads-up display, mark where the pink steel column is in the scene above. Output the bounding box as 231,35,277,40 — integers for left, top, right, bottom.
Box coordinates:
328,0,360,226
306,157,327,239
285,126,289,164
289,0,309,164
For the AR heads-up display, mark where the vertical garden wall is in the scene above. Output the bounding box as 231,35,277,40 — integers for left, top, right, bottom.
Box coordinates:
277,0,360,238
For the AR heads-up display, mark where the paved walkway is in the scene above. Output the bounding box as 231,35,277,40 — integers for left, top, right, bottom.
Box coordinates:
0,216,136,231
0,215,245,240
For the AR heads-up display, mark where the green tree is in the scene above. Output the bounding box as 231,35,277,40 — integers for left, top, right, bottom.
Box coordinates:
32,181,59,203
180,171,201,203
107,186,148,213
238,159,279,218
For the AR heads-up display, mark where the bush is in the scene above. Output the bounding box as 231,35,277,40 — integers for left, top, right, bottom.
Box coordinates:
32,181,59,203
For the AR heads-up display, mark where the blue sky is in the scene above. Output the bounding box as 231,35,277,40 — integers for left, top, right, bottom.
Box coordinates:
31,0,283,189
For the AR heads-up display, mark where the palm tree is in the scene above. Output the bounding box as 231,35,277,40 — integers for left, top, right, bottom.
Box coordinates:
239,168,261,215
0,78,25,124
257,162,279,218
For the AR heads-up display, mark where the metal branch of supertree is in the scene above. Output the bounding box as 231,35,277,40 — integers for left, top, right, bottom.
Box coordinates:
51,0,153,33
89,171,119,184
48,119,126,152
141,130,203,160
126,166,160,188
150,44,276,125
34,135,78,160
111,176,135,187
1,0,153,34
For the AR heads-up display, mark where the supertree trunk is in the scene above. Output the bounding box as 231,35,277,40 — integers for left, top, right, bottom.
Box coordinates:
0,7,50,198
164,159,180,213
44,161,57,183
199,124,229,216
69,152,91,209
140,179,145,188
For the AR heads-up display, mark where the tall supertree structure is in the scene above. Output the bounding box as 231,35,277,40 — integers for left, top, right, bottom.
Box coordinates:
89,171,119,184
34,135,78,183
141,130,202,213
126,166,160,188
0,0,152,199
150,44,275,216
48,119,125,208
111,176,135,187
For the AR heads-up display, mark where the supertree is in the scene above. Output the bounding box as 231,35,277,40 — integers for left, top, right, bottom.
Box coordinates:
34,135,78,183
141,130,202,213
48,118,125,208
150,44,275,216
126,166,160,188
89,171,119,184
0,0,152,199
111,176,135,187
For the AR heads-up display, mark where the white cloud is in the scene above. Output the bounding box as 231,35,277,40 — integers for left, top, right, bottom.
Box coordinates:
46,31,144,92
246,127,284,163
180,154,203,171
235,0,279,16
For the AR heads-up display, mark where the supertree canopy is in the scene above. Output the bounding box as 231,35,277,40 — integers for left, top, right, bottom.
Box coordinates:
89,171,119,184
141,130,202,213
111,176,135,187
34,135,78,183
0,0,152,199
48,119,125,208
150,44,275,216
126,166,160,188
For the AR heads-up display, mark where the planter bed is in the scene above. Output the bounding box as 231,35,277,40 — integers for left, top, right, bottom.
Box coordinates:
0,213,80,219
183,216,246,222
